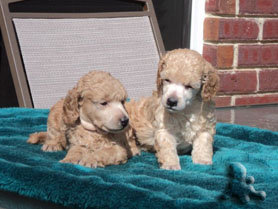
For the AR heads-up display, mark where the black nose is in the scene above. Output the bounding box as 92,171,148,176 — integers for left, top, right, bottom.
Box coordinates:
167,97,178,107
120,116,129,128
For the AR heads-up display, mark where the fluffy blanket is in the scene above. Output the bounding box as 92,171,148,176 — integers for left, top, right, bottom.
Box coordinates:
0,108,277,209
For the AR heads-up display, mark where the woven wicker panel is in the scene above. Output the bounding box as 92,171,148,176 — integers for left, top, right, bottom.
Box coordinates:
13,17,159,108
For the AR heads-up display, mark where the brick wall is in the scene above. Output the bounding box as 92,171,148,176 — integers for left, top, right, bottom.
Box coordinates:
203,0,278,107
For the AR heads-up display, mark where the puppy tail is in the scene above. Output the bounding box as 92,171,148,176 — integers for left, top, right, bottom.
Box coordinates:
27,132,47,144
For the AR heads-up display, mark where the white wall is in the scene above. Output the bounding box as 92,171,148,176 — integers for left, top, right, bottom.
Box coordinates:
190,0,206,55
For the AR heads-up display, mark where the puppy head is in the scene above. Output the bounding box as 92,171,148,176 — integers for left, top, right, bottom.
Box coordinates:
63,71,129,133
156,49,219,112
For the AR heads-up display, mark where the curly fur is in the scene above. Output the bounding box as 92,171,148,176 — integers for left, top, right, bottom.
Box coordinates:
126,49,219,170
28,71,140,168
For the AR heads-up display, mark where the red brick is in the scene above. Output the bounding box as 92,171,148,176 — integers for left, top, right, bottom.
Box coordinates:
263,20,278,39
203,44,234,68
219,71,257,93
238,45,278,67
204,18,259,41
204,18,220,41
239,0,278,15
235,94,278,106
206,0,235,15
259,69,278,92
214,96,232,107
206,0,219,12
203,44,217,66
219,0,236,14
217,45,234,68
219,19,259,40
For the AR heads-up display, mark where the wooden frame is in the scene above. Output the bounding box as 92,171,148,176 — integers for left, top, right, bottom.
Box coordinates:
0,0,165,107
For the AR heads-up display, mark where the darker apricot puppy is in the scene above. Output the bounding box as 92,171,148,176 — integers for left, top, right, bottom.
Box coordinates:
28,71,140,168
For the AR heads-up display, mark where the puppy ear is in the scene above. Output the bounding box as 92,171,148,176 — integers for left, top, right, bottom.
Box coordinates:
201,61,220,101
156,56,166,95
63,87,82,125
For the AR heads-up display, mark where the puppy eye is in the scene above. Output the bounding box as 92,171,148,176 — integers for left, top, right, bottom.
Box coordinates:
121,100,125,105
184,85,192,89
100,102,108,106
164,79,171,83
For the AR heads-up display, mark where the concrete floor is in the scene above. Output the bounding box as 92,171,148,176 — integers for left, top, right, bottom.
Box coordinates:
0,104,277,209
216,104,278,132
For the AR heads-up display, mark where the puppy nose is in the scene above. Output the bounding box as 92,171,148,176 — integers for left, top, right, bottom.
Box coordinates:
120,116,129,128
167,97,178,107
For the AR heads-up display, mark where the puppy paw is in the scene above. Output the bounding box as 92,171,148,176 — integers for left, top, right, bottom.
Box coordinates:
42,144,64,152
79,158,98,168
192,157,212,165
60,158,81,165
27,132,47,144
27,134,39,144
160,163,181,170
130,147,141,157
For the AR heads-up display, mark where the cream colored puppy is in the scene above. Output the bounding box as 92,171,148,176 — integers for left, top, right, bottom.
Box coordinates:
127,49,219,170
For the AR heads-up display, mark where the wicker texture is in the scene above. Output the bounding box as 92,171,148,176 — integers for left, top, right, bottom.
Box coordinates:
13,17,159,108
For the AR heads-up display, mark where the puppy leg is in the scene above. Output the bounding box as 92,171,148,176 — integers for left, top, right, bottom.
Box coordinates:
41,127,66,152
125,128,141,157
61,144,128,168
61,145,98,168
60,145,85,165
127,139,141,157
28,131,66,151
27,132,47,144
154,129,181,170
80,145,128,168
191,132,213,165
61,138,131,168
42,135,66,151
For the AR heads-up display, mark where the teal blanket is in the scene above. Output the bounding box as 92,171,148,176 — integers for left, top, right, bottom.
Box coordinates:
0,108,277,209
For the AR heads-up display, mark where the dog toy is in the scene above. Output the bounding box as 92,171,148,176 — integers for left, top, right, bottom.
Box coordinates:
220,162,266,203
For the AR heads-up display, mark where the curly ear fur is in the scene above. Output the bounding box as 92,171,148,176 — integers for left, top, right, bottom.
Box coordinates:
63,87,81,126
156,57,166,96
201,62,220,101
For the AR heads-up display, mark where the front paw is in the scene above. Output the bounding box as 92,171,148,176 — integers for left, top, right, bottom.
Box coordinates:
131,147,141,157
192,156,212,165
160,163,181,170
42,143,64,152
79,158,99,168
60,157,81,165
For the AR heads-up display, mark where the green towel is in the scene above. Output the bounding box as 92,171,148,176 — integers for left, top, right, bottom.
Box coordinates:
0,108,277,209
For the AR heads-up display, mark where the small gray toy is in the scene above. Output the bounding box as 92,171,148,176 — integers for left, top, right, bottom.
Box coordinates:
221,162,266,203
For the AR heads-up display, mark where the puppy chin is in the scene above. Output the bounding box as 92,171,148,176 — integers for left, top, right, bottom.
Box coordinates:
80,117,127,133
80,118,96,131
165,106,183,113
163,103,184,113
102,124,128,133
165,107,179,113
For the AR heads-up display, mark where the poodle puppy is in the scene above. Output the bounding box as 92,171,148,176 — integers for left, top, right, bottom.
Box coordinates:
28,71,140,168
126,49,219,170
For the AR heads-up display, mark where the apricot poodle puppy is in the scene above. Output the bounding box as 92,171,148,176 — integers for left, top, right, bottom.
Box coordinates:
28,71,140,168
126,49,219,170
